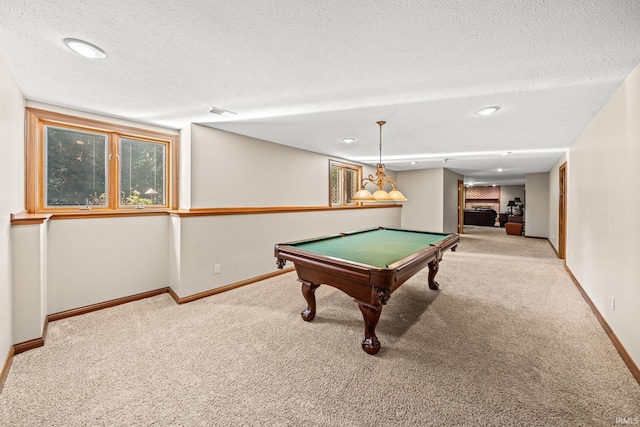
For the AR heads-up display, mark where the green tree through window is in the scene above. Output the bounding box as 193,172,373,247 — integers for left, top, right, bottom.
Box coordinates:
119,138,166,206
46,126,107,207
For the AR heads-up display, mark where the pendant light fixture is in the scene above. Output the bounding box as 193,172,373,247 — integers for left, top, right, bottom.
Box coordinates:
352,121,407,202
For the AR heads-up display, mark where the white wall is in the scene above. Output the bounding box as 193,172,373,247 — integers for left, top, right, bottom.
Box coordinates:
566,63,640,368
179,124,192,209
397,169,444,232
500,185,525,213
173,208,401,298
0,52,25,363
47,216,170,314
25,101,178,135
524,173,550,238
396,168,461,233
190,125,330,207
11,222,48,342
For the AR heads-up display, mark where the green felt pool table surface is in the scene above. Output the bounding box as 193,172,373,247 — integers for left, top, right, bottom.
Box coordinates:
288,228,452,269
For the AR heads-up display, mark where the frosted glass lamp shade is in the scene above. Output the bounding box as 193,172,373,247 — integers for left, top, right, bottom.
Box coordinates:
372,190,393,201
388,190,407,201
352,189,375,201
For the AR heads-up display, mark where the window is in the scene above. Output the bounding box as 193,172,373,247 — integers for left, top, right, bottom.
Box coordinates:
45,126,108,207
119,137,166,207
330,160,362,206
26,108,177,215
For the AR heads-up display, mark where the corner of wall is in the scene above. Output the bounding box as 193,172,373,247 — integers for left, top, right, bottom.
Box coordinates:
178,124,192,210
0,49,26,387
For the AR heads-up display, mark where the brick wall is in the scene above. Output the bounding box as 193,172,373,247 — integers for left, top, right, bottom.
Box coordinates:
465,186,500,212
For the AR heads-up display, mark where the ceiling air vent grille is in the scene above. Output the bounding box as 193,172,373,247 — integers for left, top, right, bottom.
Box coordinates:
209,107,237,117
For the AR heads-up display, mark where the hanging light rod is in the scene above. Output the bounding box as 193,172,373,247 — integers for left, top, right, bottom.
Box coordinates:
352,121,407,202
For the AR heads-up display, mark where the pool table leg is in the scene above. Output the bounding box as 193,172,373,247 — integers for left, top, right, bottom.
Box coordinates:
428,257,440,290
300,281,320,321
358,304,382,355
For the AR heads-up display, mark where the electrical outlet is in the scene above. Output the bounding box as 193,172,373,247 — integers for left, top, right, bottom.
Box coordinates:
214,264,220,274
611,296,615,311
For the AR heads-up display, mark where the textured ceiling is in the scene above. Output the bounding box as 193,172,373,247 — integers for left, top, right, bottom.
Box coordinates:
1,0,639,185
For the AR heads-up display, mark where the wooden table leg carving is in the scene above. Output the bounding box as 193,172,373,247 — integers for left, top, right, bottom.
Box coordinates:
300,281,320,321
358,303,382,355
427,257,441,290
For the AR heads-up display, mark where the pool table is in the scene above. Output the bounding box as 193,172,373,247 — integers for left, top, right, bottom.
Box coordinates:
274,227,459,355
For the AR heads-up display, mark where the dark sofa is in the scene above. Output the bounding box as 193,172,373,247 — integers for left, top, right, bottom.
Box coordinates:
464,209,497,226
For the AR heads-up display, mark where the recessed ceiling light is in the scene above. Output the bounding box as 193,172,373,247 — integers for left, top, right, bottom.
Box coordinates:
342,137,355,144
410,161,418,165
63,38,107,59
497,168,504,172
475,106,500,116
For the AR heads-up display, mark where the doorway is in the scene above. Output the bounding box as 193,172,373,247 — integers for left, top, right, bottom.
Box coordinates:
458,180,464,234
558,162,567,259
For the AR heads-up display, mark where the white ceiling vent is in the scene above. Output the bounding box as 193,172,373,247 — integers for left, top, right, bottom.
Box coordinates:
209,107,237,117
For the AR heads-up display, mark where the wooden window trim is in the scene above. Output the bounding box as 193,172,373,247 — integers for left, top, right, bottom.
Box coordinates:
25,108,179,216
329,160,362,207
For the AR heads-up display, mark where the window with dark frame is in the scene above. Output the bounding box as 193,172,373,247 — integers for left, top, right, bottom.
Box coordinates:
330,160,362,206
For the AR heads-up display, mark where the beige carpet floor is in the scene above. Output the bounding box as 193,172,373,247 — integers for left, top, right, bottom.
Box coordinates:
1,225,639,426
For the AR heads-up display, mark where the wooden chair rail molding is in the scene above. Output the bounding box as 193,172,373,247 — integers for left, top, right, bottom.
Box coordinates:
170,204,401,217
10,212,52,225
11,204,401,222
